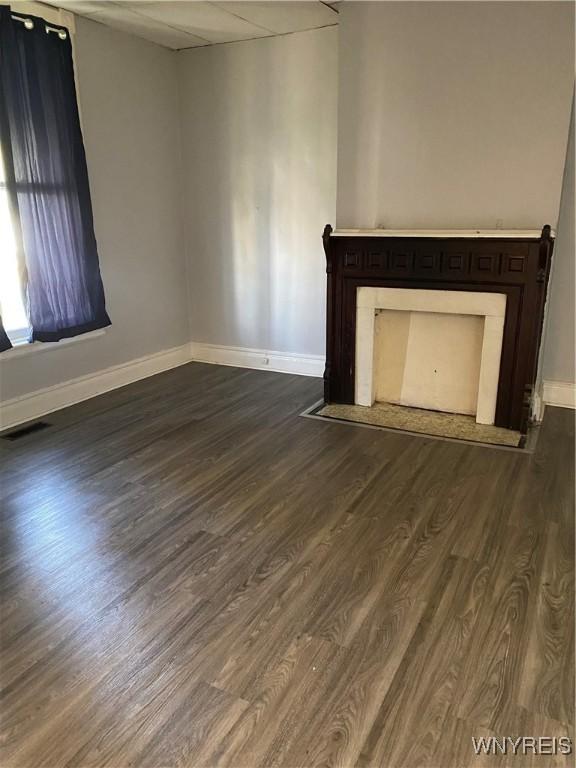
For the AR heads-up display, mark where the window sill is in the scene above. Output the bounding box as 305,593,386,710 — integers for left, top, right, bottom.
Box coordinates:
1,329,107,360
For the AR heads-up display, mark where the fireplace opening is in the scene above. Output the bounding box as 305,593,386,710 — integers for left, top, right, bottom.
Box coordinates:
355,287,507,425
373,309,484,417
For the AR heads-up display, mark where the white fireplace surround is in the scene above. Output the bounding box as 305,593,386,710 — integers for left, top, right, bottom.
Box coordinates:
355,287,507,425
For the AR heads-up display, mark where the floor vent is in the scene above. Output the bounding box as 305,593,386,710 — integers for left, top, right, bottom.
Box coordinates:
1,421,52,441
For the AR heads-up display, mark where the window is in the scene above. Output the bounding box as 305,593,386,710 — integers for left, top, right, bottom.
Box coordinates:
0,5,110,350
0,146,30,344
0,1,68,346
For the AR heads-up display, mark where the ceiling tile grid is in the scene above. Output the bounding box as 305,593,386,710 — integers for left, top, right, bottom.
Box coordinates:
43,1,339,50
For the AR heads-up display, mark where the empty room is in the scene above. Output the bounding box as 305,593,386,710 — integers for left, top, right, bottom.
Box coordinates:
0,1,574,767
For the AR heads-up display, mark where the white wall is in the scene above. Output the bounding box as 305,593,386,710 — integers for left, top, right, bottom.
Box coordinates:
542,96,575,385
337,1,574,229
178,27,337,358
0,16,188,402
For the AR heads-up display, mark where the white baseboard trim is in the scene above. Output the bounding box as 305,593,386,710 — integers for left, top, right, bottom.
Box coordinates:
0,341,324,430
542,379,576,410
189,341,325,378
0,344,191,431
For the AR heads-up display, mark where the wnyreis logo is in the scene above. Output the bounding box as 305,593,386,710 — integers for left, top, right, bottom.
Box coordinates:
472,736,573,756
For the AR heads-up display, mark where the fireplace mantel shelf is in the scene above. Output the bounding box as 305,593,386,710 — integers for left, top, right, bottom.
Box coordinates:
332,228,554,239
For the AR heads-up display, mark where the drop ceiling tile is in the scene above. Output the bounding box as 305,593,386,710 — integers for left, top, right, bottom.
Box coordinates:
121,1,270,43
215,1,338,35
46,0,340,50
90,6,206,49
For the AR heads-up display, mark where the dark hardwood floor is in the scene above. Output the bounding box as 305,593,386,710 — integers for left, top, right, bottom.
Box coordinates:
0,362,574,767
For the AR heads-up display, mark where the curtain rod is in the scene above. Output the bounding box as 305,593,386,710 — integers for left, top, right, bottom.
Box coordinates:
11,13,67,39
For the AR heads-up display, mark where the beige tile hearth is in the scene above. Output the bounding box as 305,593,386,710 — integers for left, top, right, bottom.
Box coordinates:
317,401,522,447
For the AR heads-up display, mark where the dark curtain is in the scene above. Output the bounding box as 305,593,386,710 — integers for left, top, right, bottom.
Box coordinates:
0,317,12,352
0,6,110,342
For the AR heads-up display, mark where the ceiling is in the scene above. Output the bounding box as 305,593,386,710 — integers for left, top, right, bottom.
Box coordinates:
44,1,340,50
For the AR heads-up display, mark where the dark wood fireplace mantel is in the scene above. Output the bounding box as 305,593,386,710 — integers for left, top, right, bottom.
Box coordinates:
323,225,554,436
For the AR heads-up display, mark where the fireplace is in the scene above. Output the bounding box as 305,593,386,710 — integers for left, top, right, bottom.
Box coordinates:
322,226,554,441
